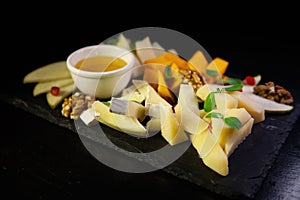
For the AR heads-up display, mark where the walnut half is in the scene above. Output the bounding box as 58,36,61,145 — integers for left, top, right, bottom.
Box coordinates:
253,81,294,105
61,92,95,120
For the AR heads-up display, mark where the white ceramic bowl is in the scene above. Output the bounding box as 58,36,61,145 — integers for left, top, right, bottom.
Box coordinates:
66,44,136,99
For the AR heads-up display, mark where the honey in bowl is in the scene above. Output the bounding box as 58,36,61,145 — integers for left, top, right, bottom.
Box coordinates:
75,56,127,72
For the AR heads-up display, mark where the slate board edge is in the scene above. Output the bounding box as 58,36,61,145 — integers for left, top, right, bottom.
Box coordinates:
2,94,300,200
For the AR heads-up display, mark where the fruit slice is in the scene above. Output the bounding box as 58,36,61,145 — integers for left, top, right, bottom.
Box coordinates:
92,101,147,137
46,83,75,109
23,61,71,83
33,78,74,96
231,91,265,123
242,92,294,113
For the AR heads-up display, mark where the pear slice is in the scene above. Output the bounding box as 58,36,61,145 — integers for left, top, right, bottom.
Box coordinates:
92,101,147,137
33,78,74,96
23,61,71,83
242,92,294,113
46,83,75,109
231,91,265,123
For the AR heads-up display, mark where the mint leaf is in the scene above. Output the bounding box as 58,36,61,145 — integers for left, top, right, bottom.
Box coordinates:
204,92,216,112
164,66,173,80
224,117,242,130
223,78,242,85
224,83,243,92
105,38,118,45
205,112,224,119
102,101,111,106
206,69,219,76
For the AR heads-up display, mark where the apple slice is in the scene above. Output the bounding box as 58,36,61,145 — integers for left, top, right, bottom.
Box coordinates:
23,61,71,83
46,83,75,109
33,78,74,96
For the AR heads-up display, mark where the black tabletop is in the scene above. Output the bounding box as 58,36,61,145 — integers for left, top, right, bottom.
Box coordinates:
2,20,300,200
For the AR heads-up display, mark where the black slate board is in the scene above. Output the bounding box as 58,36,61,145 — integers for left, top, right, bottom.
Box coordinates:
2,84,300,200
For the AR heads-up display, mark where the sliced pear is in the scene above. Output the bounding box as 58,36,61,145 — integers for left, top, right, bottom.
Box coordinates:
33,78,73,96
159,104,188,145
23,61,71,83
242,92,294,114
231,91,265,123
46,83,75,109
92,101,147,137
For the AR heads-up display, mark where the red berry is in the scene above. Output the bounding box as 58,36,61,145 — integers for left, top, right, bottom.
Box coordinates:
50,86,60,96
245,76,255,86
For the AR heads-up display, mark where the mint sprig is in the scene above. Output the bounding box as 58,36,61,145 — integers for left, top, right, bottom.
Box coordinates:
204,92,216,112
205,112,242,130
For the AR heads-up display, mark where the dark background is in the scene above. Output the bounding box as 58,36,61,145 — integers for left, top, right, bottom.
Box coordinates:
1,8,300,200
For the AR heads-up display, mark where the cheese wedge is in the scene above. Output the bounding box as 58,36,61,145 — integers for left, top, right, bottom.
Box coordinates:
202,142,229,176
135,36,156,63
159,104,188,145
92,101,147,137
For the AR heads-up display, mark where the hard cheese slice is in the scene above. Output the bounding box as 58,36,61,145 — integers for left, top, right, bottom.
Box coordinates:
92,101,147,137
